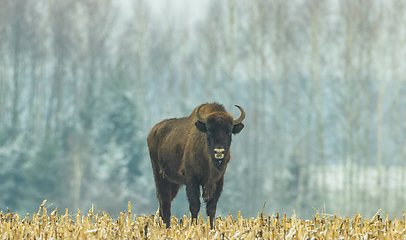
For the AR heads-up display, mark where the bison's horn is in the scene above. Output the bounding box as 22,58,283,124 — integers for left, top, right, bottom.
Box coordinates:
196,104,207,123
233,105,245,125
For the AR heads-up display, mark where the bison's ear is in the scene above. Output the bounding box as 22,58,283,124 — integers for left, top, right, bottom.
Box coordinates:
195,121,207,132
232,123,244,134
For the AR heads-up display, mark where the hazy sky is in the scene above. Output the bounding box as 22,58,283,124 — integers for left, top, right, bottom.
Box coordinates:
116,0,209,24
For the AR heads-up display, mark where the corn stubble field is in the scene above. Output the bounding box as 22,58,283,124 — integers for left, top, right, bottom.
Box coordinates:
1,200,405,239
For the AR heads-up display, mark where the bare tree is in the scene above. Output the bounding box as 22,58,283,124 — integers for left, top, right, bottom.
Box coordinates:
0,0,10,131
26,0,48,139
9,0,32,135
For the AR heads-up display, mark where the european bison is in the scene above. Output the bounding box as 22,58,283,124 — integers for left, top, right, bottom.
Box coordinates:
147,102,245,228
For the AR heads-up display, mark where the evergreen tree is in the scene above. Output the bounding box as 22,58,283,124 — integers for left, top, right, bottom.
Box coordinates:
22,139,69,212
88,82,145,214
96,90,143,181
0,132,31,212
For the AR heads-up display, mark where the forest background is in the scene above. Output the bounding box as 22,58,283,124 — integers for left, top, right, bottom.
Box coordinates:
1,0,406,219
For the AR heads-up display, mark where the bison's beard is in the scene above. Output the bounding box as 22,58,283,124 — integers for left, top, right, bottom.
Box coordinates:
211,154,226,170
214,158,223,166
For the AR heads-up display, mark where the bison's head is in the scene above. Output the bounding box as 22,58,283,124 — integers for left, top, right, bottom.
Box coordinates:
195,104,245,168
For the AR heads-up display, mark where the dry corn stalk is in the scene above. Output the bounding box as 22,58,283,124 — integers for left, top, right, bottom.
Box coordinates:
1,201,405,239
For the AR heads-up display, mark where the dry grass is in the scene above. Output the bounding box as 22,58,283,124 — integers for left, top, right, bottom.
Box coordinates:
1,200,405,239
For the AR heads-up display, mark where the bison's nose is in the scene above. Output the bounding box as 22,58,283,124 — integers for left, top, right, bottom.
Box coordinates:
214,148,225,159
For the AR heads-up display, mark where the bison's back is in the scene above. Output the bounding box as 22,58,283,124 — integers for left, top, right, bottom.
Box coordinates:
147,117,191,147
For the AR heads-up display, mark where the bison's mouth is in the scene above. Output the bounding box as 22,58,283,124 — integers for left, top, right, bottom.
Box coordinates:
214,153,224,159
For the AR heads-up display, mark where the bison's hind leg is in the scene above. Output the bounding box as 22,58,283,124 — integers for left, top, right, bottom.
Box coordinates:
158,181,181,228
186,178,201,225
152,162,181,228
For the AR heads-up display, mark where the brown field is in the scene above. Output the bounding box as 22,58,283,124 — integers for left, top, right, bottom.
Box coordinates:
1,200,405,239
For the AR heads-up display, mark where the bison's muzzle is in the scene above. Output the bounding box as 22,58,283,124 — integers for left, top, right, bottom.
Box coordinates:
214,148,225,159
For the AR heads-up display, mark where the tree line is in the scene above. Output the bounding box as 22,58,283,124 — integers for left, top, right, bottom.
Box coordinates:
1,0,405,218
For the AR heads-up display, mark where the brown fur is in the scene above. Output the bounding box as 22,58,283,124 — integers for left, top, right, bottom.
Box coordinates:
147,103,245,229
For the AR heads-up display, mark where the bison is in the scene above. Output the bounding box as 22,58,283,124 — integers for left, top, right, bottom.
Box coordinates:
147,102,245,229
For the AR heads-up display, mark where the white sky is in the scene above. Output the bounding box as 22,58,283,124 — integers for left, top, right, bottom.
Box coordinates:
116,0,209,24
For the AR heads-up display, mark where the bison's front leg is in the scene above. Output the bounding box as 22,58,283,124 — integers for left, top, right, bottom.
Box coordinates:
205,176,224,229
186,178,201,225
